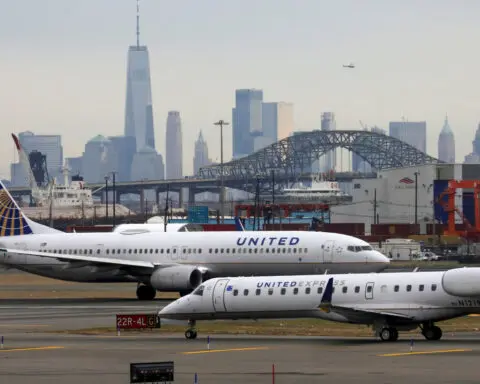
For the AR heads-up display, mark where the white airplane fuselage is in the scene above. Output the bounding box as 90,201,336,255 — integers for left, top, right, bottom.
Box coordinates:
0,231,389,284
160,268,480,327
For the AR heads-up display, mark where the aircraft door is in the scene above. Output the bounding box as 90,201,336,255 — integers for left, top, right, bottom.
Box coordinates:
212,279,230,312
323,240,335,263
365,282,374,300
180,246,188,260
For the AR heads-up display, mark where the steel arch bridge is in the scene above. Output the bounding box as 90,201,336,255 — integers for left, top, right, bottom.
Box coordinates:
198,130,442,179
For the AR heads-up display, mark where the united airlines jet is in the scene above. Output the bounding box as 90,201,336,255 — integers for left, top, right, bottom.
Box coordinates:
160,268,480,341
0,181,389,300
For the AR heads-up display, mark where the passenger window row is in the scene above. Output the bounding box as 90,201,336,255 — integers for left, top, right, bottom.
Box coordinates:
208,247,308,254
39,248,203,255
38,247,310,256
394,284,437,292
231,283,439,297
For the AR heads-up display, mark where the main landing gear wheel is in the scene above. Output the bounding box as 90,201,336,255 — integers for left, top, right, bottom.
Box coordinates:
380,327,399,341
185,329,198,339
136,285,156,301
422,325,442,341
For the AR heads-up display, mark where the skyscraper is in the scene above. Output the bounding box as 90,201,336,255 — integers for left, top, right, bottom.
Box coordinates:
124,1,155,151
232,89,263,158
261,102,294,142
464,123,480,164
193,131,211,176
437,116,455,163
166,111,183,179
389,121,427,153
321,112,336,172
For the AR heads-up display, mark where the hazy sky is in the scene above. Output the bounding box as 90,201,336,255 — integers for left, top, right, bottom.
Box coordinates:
1,0,479,179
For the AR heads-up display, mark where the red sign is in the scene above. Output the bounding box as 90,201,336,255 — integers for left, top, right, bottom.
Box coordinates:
116,314,160,329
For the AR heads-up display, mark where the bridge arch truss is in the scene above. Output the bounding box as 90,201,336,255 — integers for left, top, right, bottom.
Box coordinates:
199,130,442,179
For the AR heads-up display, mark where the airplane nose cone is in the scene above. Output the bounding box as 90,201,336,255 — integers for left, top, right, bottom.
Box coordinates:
373,251,390,270
159,303,175,318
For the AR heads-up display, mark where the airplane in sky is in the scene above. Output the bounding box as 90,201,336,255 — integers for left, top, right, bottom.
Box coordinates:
0,181,389,300
159,267,480,341
343,63,355,68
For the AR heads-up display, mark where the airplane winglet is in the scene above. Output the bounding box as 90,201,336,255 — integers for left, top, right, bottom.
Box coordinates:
318,277,334,313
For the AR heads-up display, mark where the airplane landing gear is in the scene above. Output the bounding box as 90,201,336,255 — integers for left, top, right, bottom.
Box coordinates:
136,284,156,300
379,327,399,342
185,320,197,340
421,324,442,341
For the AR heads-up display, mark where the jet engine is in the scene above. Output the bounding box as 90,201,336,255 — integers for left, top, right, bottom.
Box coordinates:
442,268,480,297
150,265,203,292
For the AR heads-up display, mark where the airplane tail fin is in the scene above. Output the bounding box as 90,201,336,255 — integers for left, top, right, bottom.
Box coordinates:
0,180,62,236
318,277,334,313
234,216,246,231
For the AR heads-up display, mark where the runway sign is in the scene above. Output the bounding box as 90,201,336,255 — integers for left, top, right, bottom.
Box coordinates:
130,361,174,383
117,314,161,329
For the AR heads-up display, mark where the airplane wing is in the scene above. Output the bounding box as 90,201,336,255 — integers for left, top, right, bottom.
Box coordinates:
318,278,414,320
1,248,157,269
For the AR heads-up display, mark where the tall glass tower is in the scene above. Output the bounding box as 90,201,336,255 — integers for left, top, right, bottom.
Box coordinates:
124,0,155,151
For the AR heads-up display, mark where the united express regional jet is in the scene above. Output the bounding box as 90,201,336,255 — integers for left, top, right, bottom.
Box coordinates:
0,181,389,300
160,267,480,341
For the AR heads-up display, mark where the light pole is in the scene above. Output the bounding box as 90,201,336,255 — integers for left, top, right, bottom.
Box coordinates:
213,119,229,224
104,176,109,222
111,171,117,227
414,171,419,225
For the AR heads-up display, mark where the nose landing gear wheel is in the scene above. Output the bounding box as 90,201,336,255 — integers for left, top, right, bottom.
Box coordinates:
185,329,198,339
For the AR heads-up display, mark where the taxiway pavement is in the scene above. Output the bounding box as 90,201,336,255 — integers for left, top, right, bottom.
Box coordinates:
0,332,479,383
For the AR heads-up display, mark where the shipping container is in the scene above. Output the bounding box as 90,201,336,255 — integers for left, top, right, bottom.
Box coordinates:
371,224,420,237
202,224,237,231
321,223,365,236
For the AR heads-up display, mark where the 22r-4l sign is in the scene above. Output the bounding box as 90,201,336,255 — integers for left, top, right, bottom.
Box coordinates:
116,314,161,329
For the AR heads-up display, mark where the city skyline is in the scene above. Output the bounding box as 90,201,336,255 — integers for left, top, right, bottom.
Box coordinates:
1,0,480,179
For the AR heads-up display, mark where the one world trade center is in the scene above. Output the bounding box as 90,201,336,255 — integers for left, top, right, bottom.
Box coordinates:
124,0,155,151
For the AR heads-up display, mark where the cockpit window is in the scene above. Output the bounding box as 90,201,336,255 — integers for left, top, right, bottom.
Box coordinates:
193,285,204,296
348,245,373,252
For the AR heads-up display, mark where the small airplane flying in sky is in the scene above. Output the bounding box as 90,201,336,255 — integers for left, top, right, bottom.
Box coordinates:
159,267,480,341
343,63,355,68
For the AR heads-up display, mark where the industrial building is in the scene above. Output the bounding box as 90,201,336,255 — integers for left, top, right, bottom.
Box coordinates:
331,163,480,234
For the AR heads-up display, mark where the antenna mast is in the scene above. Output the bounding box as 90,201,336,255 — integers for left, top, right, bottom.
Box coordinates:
136,0,140,48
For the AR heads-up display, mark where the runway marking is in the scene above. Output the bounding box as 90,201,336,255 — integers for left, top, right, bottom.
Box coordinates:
0,324,50,327
0,346,64,353
182,346,270,355
378,349,472,357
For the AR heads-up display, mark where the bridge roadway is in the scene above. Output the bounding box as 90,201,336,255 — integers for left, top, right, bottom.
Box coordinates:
8,171,376,199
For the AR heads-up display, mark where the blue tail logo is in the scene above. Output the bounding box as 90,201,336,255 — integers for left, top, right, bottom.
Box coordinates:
234,217,246,231
0,182,33,236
